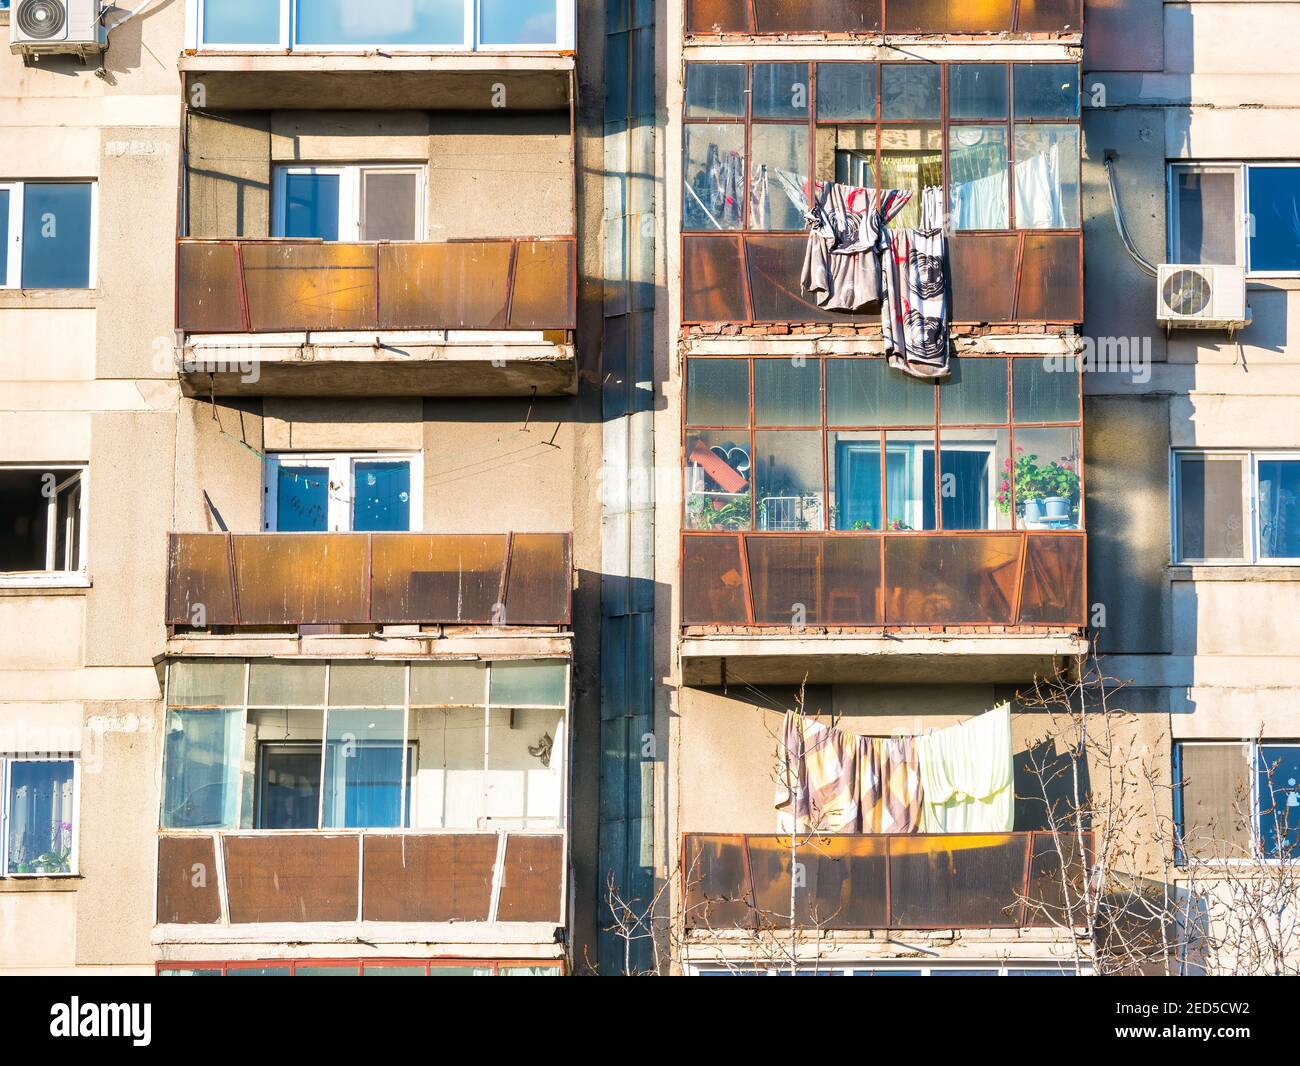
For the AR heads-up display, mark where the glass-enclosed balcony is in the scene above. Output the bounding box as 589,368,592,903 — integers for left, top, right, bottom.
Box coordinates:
684,0,1081,37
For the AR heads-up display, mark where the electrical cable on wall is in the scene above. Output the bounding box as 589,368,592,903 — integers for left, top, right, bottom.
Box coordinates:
1104,152,1159,278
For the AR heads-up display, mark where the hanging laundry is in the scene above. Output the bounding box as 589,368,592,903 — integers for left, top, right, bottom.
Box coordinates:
860,735,925,833
775,711,860,833
915,702,1014,833
801,182,912,312
686,142,745,230
881,226,952,379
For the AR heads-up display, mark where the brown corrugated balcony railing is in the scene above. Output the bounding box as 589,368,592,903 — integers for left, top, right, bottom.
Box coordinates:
166,532,572,629
684,0,1081,35
682,831,1091,931
177,238,577,334
157,830,565,926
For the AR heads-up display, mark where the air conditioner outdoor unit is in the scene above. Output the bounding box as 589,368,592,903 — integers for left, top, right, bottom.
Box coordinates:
10,0,106,59
1156,263,1250,331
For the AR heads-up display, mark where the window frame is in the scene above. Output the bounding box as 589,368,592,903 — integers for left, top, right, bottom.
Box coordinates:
262,451,423,533
1167,161,1300,278
0,756,81,879
188,0,575,53
271,164,427,243
1171,448,1300,565
0,180,97,291
160,658,572,834
681,60,1083,237
1173,739,1300,865
0,464,90,588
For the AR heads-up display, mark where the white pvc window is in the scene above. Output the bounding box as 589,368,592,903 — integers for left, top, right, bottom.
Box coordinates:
0,465,88,586
1172,449,1300,564
1,757,80,877
263,452,422,533
272,164,426,242
0,181,96,290
190,1,574,52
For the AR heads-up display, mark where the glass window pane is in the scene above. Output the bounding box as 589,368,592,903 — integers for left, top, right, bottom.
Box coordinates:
499,965,561,976
411,706,484,829
754,431,826,531
685,64,746,119
430,965,495,975
749,125,809,230
485,706,564,825
352,460,412,532
489,660,567,707
1173,168,1239,266
1015,124,1080,228
168,659,245,708
275,465,329,532
202,0,280,44
752,63,809,119
829,432,882,530
949,126,1008,230
1013,63,1079,119
21,183,92,289
361,171,418,241
941,428,1012,530
687,358,749,426
1178,743,1251,860
1013,357,1079,423
1248,166,1300,273
297,965,360,975
826,358,936,426
1177,455,1245,561
329,662,406,706
228,966,292,976
255,744,322,829
364,964,428,975
410,661,487,706
879,126,943,230
1013,427,1082,529
949,64,1007,119
686,431,752,531
322,708,407,828
881,65,940,120
1257,745,1300,858
162,709,243,829
295,0,464,46
940,358,1008,424
6,761,74,874
480,0,557,46
248,661,326,706
885,431,936,531
684,126,745,230
0,188,8,286
283,174,340,241
755,358,820,425
816,63,877,121
1257,459,1300,559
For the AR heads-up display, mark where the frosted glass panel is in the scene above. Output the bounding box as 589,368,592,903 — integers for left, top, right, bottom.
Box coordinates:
328,662,406,706
168,660,245,708
489,660,567,707
248,661,327,707
411,661,487,706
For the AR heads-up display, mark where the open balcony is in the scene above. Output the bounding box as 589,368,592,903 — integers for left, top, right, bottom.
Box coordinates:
682,831,1089,933
166,531,572,636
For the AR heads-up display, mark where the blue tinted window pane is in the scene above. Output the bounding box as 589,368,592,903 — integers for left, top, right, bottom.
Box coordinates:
480,0,557,45
21,183,92,289
0,189,9,285
322,709,407,828
6,761,75,874
295,0,465,46
203,0,281,44
1257,459,1300,559
283,174,340,241
276,466,329,531
1248,167,1300,273
1257,745,1300,858
161,709,242,829
352,461,411,531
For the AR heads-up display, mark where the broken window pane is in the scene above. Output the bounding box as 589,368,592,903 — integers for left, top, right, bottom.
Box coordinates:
161,709,243,829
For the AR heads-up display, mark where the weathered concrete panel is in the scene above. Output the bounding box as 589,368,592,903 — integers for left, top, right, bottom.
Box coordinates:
186,111,271,239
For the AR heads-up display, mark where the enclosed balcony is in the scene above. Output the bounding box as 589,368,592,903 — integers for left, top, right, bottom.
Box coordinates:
678,354,1086,682
682,832,1089,933
684,0,1081,38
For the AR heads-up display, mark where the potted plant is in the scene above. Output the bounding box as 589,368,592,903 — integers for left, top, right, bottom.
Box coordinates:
997,449,1079,524
1037,459,1081,520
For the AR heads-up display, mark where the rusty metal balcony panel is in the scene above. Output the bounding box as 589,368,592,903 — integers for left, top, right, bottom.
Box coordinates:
177,239,577,335
224,834,361,924
167,532,573,628
681,532,1085,628
156,835,222,925
683,832,1091,931
496,834,565,923
361,833,498,922
685,0,1078,34
682,233,1082,325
